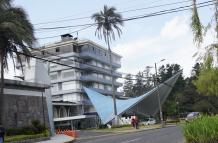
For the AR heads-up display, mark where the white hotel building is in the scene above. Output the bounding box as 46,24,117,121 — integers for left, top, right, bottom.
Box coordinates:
31,34,123,129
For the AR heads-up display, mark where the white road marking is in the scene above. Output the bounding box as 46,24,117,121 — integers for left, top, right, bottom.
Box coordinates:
121,137,142,143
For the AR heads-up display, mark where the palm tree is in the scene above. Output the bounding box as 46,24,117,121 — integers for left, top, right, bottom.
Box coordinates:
0,0,35,124
91,5,123,125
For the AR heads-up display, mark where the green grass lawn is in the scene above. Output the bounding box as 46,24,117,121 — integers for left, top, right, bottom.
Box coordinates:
5,131,49,143
88,124,161,133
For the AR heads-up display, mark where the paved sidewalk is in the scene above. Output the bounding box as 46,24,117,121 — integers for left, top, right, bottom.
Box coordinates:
36,134,74,143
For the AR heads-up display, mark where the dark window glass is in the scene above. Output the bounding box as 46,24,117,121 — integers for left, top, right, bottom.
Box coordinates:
56,48,60,52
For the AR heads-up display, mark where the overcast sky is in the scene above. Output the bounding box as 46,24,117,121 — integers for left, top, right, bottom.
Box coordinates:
5,0,216,79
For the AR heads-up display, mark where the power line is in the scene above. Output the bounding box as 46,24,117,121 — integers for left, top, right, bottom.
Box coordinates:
34,0,190,27
120,0,190,13
35,0,215,39
13,49,151,82
36,23,93,31
33,0,168,26
35,0,192,30
37,24,95,40
123,0,214,21
24,1,213,79
34,16,90,26
29,1,214,77
29,43,151,80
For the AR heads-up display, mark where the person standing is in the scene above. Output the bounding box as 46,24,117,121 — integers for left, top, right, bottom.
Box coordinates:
0,125,5,143
135,116,139,129
131,116,135,128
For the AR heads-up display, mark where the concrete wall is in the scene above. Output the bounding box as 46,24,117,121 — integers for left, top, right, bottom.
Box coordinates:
2,94,49,129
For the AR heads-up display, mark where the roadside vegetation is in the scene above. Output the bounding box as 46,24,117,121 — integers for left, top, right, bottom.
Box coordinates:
88,124,161,133
183,116,218,143
5,120,49,142
5,131,49,143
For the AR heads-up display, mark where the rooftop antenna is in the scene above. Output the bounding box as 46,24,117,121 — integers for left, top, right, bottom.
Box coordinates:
73,32,78,41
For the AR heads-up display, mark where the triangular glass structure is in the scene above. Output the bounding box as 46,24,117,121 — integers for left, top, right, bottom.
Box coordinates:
84,71,182,124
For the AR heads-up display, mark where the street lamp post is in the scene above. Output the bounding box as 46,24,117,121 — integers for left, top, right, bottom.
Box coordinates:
154,59,165,127
176,101,180,120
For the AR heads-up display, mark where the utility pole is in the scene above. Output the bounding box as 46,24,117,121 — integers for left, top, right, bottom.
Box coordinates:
154,59,165,127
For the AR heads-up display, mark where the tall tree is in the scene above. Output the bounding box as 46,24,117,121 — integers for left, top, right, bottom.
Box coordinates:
159,64,185,117
143,66,154,92
91,5,123,123
193,56,218,96
133,72,145,97
0,0,35,124
175,63,218,115
191,0,218,96
123,74,133,97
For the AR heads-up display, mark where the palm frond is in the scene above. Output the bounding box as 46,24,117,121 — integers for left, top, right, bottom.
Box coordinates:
191,0,203,47
91,5,123,47
0,0,11,10
0,1,35,74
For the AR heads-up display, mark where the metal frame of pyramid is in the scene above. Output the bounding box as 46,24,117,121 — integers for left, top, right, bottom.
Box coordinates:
84,71,182,124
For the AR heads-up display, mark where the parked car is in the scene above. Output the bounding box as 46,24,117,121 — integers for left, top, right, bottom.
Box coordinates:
141,118,156,125
185,112,200,121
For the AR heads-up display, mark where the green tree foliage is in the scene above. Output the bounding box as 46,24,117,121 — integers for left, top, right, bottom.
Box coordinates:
123,74,134,97
159,64,185,117
193,56,218,96
91,5,123,45
123,63,218,117
191,0,218,98
123,68,154,97
132,72,145,97
177,63,218,115
0,0,35,124
143,66,153,91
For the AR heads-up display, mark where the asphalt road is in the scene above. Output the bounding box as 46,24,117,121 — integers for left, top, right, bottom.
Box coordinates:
76,126,184,143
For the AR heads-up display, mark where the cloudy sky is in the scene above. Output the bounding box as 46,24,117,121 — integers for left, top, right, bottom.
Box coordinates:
5,0,216,78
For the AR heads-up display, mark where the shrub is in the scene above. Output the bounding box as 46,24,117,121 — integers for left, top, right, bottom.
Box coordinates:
6,128,23,136
5,130,50,143
22,126,35,135
183,116,218,143
6,120,46,136
31,119,45,134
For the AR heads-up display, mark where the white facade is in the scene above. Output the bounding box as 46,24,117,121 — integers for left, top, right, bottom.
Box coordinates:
30,35,123,129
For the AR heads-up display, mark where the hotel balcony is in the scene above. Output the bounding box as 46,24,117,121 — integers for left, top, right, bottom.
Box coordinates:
79,63,122,78
80,51,121,68
85,87,123,97
51,88,83,96
80,75,122,87
51,76,81,84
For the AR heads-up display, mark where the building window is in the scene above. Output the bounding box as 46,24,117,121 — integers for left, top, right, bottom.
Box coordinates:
98,74,103,79
99,84,104,90
62,81,81,91
62,69,74,78
56,47,60,52
58,83,62,90
62,81,75,91
50,74,58,80
93,83,98,88
51,84,58,93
